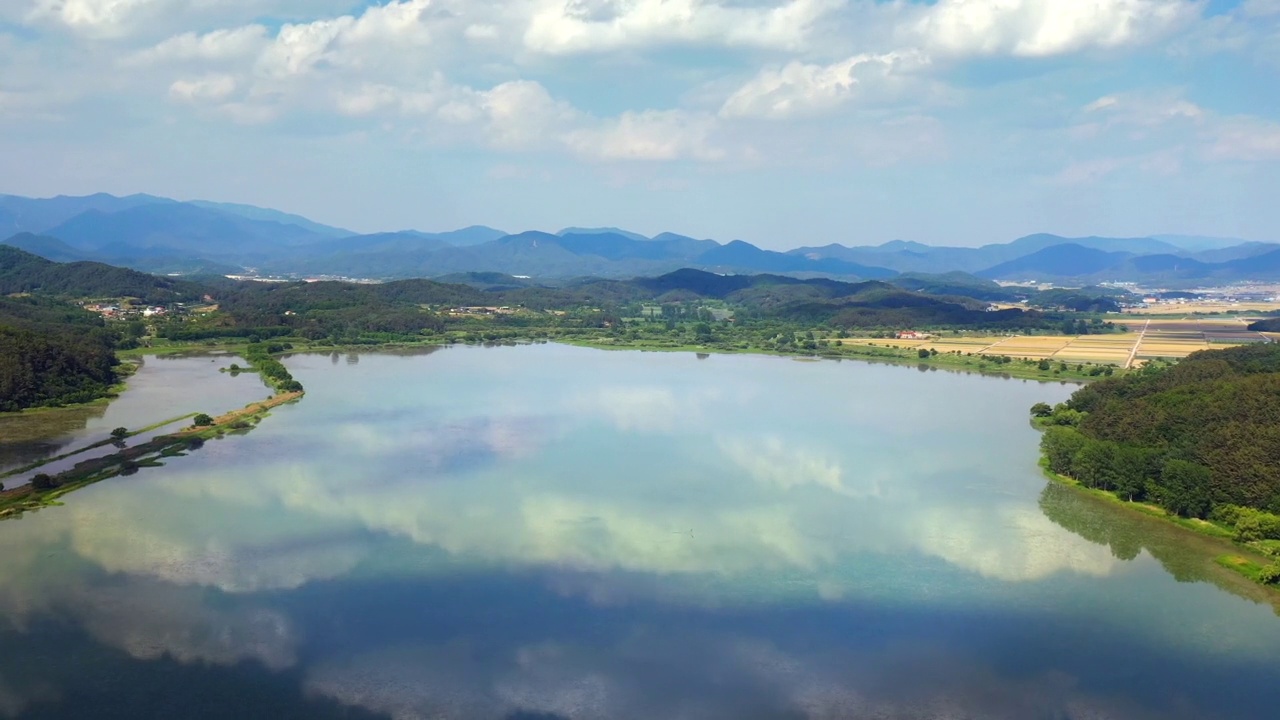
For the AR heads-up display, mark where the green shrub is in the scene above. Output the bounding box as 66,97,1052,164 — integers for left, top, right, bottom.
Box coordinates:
1259,563,1280,585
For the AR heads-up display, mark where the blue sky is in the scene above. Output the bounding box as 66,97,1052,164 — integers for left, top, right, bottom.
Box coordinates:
1,0,1278,248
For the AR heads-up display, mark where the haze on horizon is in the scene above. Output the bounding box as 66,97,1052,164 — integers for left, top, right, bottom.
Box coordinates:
1,0,1277,250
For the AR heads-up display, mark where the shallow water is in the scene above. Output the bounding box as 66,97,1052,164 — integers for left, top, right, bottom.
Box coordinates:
1,344,1277,719
0,354,268,474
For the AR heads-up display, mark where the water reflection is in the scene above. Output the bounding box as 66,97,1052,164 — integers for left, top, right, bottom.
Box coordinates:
2,346,1279,719
0,355,267,473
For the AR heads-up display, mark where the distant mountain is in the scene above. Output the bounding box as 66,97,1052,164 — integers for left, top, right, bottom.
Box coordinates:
1153,234,1255,252
977,245,1132,281
1191,242,1280,264
6,192,1279,284
423,226,508,246
2,232,92,263
558,227,650,242
698,240,896,278
0,193,170,236
188,200,352,238
790,234,1183,276
45,203,330,264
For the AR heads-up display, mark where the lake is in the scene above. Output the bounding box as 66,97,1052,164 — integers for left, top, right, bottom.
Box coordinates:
0,353,269,475
2,344,1278,719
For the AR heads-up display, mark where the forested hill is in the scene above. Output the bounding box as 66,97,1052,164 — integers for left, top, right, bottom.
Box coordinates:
1040,344,1280,519
0,296,121,412
0,244,202,303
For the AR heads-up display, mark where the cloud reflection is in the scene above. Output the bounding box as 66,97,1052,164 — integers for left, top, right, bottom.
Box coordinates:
304,631,1203,720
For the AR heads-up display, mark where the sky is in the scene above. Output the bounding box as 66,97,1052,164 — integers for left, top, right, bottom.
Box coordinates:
1,0,1278,249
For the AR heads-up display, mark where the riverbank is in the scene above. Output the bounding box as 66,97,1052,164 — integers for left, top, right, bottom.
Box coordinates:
1040,463,1279,590
0,356,142,420
122,326,1119,384
562,333,1108,383
0,390,302,519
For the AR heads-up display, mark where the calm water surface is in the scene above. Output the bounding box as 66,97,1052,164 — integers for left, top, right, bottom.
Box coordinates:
0,354,266,474
1,344,1278,719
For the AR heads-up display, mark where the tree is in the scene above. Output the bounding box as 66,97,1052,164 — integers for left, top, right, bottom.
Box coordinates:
1159,459,1213,518
193,413,214,427
917,348,931,359
1042,427,1087,476
31,473,55,491
1030,402,1053,418
110,427,129,440
1073,441,1119,490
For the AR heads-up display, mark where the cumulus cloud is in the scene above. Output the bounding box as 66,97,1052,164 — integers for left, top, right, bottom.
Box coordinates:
523,0,843,54
720,51,926,119
128,25,269,65
908,0,1198,58
26,0,162,37
1071,90,1280,167
255,0,432,78
168,74,237,103
566,110,725,161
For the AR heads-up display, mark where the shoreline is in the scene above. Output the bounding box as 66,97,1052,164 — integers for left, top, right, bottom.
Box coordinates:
1039,463,1279,590
0,390,302,519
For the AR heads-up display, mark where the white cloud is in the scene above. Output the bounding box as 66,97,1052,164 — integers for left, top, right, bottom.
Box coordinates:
1207,116,1280,161
523,0,843,54
1243,0,1280,17
475,80,580,150
720,51,926,119
909,0,1197,58
566,109,725,161
1083,91,1204,126
256,0,432,78
27,0,161,37
168,74,237,102
129,25,269,65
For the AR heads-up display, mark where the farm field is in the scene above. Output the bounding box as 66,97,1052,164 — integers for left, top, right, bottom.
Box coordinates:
843,315,1275,368
1125,301,1280,315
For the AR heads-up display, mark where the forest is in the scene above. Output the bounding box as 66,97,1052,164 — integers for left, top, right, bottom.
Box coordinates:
1037,344,1280,577
0,245,203,304
0,296,122,412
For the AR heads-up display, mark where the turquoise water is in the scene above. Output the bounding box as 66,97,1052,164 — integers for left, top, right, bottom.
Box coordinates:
1,344,1278,719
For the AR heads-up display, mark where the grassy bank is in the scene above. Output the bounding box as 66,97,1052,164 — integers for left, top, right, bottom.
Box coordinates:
564,332,1106,382
1039,462,1278,589
0,391,302,519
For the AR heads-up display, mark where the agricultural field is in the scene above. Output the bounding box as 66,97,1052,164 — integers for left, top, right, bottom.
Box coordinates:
1125,301,1280,315
842,314,1276,368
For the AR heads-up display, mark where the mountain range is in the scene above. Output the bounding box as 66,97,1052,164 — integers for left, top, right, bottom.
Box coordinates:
2,193,1277,285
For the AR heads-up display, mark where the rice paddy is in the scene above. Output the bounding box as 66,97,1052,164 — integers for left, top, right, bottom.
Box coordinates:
842,315,1276,368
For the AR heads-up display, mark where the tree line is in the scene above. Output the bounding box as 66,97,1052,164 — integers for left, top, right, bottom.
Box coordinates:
1035,343,1280,577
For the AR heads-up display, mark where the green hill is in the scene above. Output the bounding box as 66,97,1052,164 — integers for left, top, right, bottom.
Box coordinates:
1041,344,1280,516
0,244,202,303
0,296,121,412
